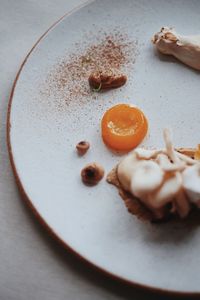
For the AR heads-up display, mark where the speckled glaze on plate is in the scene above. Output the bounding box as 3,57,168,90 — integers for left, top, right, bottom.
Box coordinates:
7,0,200,296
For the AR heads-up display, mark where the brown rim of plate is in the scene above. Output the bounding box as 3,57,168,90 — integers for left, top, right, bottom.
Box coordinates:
6,2,200,298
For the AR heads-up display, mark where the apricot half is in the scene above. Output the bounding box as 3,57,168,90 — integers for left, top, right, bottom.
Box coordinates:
101,104,148,152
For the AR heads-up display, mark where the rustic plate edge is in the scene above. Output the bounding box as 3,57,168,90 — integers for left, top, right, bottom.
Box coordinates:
6,1,200,297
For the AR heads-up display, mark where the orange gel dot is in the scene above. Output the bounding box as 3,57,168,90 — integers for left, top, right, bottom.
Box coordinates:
101,104,148,152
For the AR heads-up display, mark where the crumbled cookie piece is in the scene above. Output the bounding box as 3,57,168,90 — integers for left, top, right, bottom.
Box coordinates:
76,141,90,155
81,162,104,186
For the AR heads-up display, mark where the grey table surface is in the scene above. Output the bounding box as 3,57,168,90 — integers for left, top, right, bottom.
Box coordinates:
0,1,179,299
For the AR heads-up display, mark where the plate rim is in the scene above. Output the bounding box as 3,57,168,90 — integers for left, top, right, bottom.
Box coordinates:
6,1,200,297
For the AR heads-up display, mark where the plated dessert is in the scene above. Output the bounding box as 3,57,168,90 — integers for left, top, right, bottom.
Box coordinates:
80,26,200,223
107,129,200,222
9,1,200,292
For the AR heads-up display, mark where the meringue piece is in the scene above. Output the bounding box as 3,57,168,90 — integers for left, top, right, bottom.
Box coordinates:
152,27,200,70
130,160,164,198
117,152,138,191
156,153,185,172
134,148,164,160
150,173,182,209
176,152,197,165
163,128,180,164
182,164,200,207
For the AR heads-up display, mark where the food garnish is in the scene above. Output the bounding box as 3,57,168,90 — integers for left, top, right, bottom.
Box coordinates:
76,141,90,155
107,129,200,221
81,163,105,186
101,104,148,152
152,27,200,70
89,69,127,91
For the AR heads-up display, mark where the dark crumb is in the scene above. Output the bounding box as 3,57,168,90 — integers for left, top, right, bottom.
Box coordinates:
76,141,90,155
81,162,104,186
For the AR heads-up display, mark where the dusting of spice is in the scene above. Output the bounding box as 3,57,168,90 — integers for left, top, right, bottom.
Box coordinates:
43,31,137,109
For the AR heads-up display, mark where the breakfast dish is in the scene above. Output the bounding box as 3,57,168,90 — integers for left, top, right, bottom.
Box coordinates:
152,27,200,70
107,129,200,222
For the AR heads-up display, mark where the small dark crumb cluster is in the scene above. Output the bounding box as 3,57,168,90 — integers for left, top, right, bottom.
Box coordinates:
76,141,90,155
81,162,105,186
76,141,104,186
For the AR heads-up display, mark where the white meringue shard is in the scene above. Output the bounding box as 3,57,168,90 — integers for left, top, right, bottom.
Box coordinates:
163,128,180,164
152,27,200,70
117,152,138,191
176,152,197,165
156,153,185,172
130,160,164,198
134,148,164,160
150,173,182,209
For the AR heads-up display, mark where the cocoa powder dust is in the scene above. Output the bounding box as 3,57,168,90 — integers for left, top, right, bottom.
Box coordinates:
42,31,137,110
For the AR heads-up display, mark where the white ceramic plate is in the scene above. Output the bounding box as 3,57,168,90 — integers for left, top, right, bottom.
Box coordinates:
8,0,200,296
